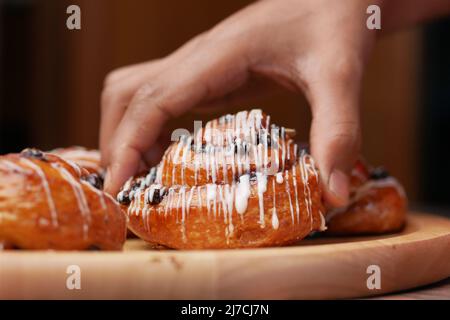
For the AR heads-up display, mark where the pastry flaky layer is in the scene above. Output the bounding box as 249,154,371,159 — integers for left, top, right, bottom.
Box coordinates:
51,146,104,176
0,149,127,250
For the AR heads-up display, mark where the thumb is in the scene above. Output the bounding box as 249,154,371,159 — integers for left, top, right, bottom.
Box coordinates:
308,74,361,207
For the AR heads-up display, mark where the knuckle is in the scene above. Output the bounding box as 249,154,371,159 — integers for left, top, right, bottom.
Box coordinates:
134,83,159,102
104,70,121,87
101,84,134,112
130,88,173,121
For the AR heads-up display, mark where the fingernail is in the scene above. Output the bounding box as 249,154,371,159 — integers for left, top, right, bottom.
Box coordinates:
328,169,349,205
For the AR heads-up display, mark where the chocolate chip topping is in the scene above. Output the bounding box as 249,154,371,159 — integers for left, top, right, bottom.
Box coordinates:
117,190,131,205
370,167,390,180
82,173,104,190
130,181,141,192
147,188,167,205
21,148,46,161
256,133,271,147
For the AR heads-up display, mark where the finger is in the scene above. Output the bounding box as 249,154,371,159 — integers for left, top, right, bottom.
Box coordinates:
100,72,151,163
308,68,362,207
103,61,156,87
104,42,249,195
142,127,171,167
193,73,285,112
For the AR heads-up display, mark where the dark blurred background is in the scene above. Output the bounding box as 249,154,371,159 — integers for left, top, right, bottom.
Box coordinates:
0,0,449,213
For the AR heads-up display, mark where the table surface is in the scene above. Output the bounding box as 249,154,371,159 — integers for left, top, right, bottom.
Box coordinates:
2,212,450,300
372,277,450,299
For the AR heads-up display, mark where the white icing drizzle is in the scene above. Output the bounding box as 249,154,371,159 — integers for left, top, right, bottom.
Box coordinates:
235,174,250,215
291,165,301,223
223,184,235,235
298,152,312,227
256,172,268,227
0,159,32,174
181,136,192,185
276,172,284,184
271,179,279,229
180,186,187,242
186,186,196,215
284,170,295,224
171,137,185,185
206,183,217,217
198,185,203,209
53,163,91,237
20,158,58,228
281,127,286,171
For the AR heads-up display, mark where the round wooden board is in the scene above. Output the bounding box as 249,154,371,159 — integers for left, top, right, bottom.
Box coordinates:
1,212,450,299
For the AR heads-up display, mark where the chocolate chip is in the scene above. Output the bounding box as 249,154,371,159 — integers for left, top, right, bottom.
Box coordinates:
256,133,271,147
21,148,46,161
82,174,103,190
191,142,206,152
370,167,390,180
148,188,167,205
130,180,141,191
265,134,271,147
145,169,157,186
117,190,131,205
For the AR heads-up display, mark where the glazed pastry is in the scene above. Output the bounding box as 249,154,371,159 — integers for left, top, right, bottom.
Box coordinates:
51,146,103,176
119,109,327,249
119,109,408,248
50,146,140,238
0,148,127,250
325,159,407,235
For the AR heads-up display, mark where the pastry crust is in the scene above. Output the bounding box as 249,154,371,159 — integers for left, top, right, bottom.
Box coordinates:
51,146,103,176
126,159,325,249
0,149,127,250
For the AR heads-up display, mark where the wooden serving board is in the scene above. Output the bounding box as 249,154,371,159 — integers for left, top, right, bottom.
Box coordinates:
1,212,450,299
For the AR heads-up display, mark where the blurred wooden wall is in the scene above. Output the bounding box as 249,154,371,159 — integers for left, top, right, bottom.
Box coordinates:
33,0,421,201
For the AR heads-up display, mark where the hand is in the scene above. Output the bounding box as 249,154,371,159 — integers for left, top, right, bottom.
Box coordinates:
100,0,381,205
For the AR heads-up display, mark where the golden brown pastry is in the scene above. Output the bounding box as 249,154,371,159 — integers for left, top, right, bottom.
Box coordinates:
50,146,141,239
119,110,408,248
51,146,103,176
326,159,407,235
120,109,327,249
0,148,127,250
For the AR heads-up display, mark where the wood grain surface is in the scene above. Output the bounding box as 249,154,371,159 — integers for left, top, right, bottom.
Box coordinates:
371,277,450,299
1,212,449,299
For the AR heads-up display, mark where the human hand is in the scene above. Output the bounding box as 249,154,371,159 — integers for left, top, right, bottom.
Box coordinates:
100,0,381,206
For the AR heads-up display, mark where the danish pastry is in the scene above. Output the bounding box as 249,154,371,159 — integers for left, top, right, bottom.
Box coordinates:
0,148,127,250
119,109,408,249
51,146,139,238
120,109,327,249
51,146,103,176
325,159,407,235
